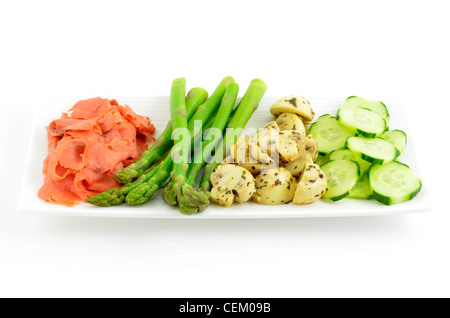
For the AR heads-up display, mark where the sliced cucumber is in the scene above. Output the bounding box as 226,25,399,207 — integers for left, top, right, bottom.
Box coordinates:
329,149,353,160
340,96,390,122
369,161,422,205
381,129,407,157
354,157,371,175
330,149,372,174
337,108,387,138
315,154,330,166
348,174,372,200
346,136,396,165
321,160,360,201
308,114,356,156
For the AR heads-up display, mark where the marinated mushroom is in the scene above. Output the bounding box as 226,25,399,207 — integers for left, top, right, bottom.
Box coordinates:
278,130,308,163
270,95,315,122
276,112,306,135
285,152,314,178
210,164,256,207
249,121,279,156
292,163,328,204
228,136,274,175
253,168,297,205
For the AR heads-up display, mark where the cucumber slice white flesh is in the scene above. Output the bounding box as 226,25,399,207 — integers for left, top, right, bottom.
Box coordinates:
308,114,356,156
346,136,396,165
337,108,387,138
330,149,372,174
381,129,407,157
348,174,372,200
321,160,360,201
340,96,390,122
369,161,422,205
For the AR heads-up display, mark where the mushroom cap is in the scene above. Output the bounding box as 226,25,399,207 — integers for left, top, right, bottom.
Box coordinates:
276,112,306,134
210,164,256,207
292,163,328,204
285,152,314,178
270,95,315,121
253,168,297,205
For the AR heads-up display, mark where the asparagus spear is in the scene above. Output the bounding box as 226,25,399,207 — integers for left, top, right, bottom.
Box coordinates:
168,77,190,202
85,161,162,206
189,84,239,181
114,87,209,184
200,79,268,193
173,83,239,214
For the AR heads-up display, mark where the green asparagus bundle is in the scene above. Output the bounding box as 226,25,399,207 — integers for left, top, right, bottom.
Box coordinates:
162,89,241,207
163,91,239,206
125,76,235,206
164,82,239,213
115,87,208,184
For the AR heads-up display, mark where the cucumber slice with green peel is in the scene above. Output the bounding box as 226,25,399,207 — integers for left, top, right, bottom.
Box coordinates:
309,114,356,156
337,108,387,138
369,161,422,205
330,149,372,174
348,174,372,200
385,115,391,129
340,96,390,122
381,129,407,157
321,160,360,201
346,136,396,165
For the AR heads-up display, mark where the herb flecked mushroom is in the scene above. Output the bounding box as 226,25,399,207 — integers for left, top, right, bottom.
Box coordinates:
276,112,306,134
210,164,256,207
253,168,297,205
270,95,315,123
292,163,328,204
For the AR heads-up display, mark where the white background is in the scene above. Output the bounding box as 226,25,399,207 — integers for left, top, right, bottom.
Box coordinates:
0,0,449,297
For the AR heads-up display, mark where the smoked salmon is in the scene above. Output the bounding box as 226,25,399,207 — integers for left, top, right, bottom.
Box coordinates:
38,97,156,206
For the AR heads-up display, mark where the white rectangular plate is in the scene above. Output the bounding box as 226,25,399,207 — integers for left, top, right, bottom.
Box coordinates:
19,95,430,218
